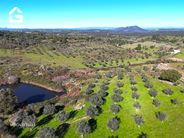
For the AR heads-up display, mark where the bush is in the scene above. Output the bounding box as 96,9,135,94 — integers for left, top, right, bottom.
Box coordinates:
162,88,173,95
159,69,182,82
111,94,123,102
152,99,160,107
77,120,91,135
110,104,121,114
89,94,104,106
149,89,157,97
86,106,99,118
155,111,166,121
107,117,120,131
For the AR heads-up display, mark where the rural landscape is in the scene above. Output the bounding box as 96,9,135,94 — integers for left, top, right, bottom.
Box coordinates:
1,27,184,138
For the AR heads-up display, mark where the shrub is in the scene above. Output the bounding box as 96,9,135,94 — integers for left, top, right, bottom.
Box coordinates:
86,106,99,118
107,117,120,131
155,111,166,121
159,69,182,82
152,99,160,107
110,104,121,114
162,88,173,95
111,94,123,102
149,89,157,97
77,120,91,135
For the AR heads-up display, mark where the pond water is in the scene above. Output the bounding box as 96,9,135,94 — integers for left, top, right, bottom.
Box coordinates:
0,83,60,104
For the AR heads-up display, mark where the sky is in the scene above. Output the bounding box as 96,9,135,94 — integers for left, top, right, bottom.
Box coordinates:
0,0,184,28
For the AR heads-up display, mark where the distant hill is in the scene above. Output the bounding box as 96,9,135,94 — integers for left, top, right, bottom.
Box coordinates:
115,26,147,33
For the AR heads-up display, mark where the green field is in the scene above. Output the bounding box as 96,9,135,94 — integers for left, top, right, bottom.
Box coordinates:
18,71,184,138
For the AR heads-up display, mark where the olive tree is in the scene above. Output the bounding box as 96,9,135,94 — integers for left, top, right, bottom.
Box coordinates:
152,99,160,107
134,115,144,126
86,106,99,118
107,117,120,131
38,127,58,138
56,110,70,122
132,92,140,100
111,94,123,103
43,104,56,115
155,111,166,121
89,94,104,107
77,120,91,136
149,89,157,98
133,102,141,109
110,104,121,114
162,88,173,95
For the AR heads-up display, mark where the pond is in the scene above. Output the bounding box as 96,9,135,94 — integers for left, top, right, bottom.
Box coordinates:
0,83,61,104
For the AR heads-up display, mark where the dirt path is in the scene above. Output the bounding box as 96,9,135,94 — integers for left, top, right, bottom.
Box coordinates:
68,116,90,124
